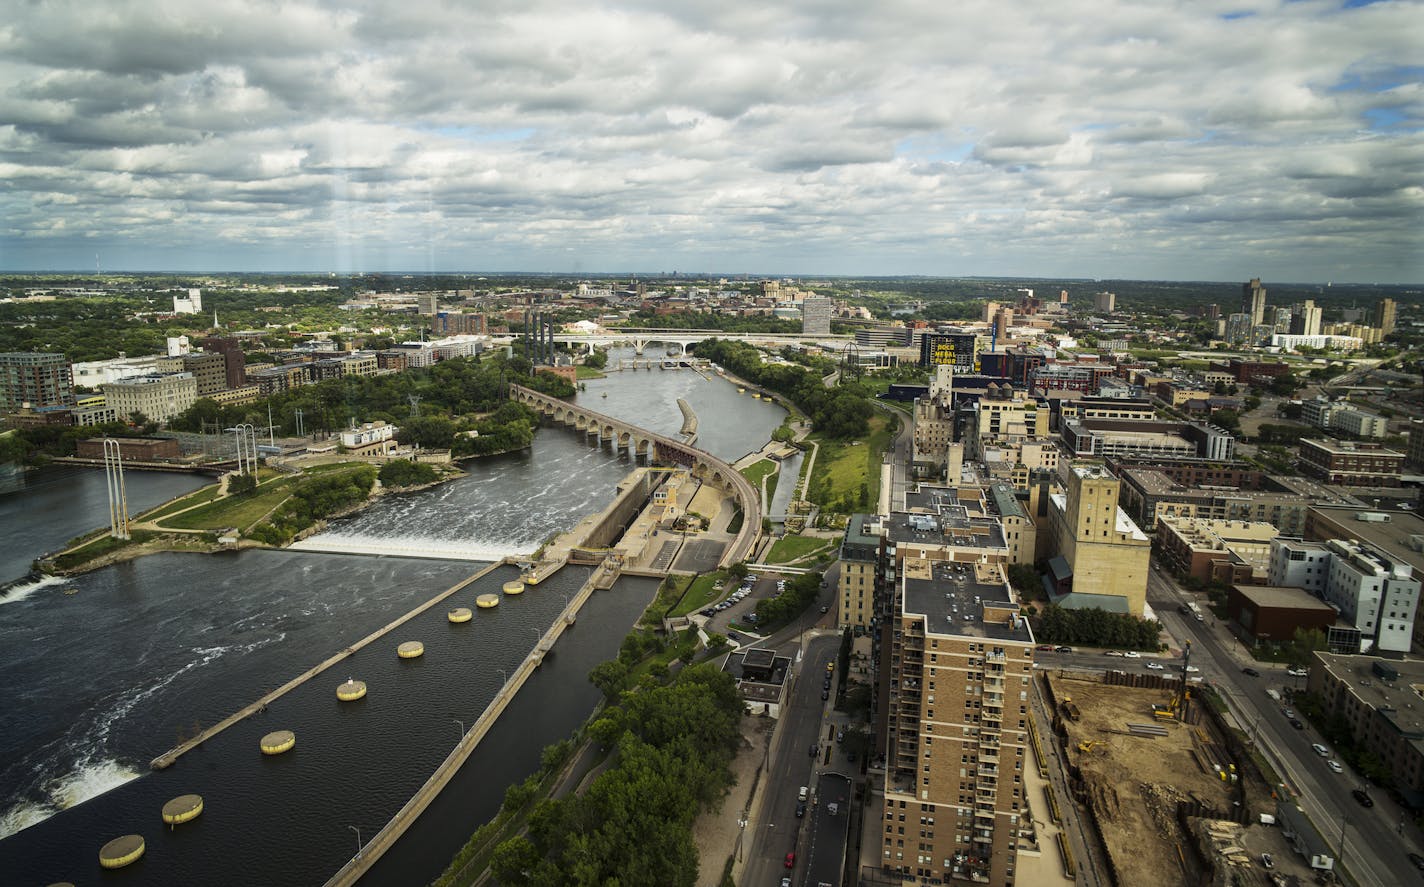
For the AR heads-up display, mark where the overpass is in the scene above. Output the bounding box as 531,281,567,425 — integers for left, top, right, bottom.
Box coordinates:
509,384,761,567
549,328,853,355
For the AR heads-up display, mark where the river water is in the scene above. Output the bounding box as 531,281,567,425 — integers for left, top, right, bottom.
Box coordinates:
0,361,783,886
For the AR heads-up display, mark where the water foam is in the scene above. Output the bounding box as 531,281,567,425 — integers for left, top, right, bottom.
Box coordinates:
0,757,142,839
287,534,532,561
0,574,69,605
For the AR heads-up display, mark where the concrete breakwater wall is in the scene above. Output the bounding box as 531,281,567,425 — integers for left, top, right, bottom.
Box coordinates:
322,565,606,887
150,560,507,770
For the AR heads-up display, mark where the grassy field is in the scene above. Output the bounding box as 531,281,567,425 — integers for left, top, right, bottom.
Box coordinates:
807,413,893,511
576,366,606,380
138,484,221,521
53,529,157,571
739,459,780,505
158,479,297,531
766,535,837,565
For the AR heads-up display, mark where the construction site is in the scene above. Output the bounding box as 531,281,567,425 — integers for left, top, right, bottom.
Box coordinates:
1039,651,1289,887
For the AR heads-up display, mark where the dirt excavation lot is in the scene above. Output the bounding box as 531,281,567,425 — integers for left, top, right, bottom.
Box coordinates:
1047,673,1262,887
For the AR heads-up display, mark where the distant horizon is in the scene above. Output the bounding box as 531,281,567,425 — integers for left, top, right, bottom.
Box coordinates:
2,269,1420,290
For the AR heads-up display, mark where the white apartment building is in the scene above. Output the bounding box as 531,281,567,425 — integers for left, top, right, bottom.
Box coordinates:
1267,537,1420,653
103,372,198,423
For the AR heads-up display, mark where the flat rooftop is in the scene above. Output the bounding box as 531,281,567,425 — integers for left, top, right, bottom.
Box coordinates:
1316,653,1424,741
1233,584,1338,613
901,559,1031,642
1309,505,1424,575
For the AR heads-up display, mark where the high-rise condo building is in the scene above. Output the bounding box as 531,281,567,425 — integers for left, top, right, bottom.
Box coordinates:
1375,298,1397,336
1242,278,1267,328
802,296,833,335
1,352,74,413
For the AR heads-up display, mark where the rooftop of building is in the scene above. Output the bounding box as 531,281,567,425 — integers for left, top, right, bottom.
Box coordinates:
1314,652,1424,740
1159,516,1279,546
1231,584,1338,613
1308,505,1424,573
1048,491,1150,542
886,503,1007,551
901,559,1031,642
841,513,883,560
104,371,193,386
986,482,1026,521
1301,438,1404,456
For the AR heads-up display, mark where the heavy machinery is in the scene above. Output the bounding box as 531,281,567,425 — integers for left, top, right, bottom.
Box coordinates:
1077,739,1101,753
1151,641,1193,722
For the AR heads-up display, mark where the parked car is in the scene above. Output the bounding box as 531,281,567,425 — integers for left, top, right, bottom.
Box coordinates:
1104,651,1124,657
784,852,796,868
1289,718,1305,730
1036,644,1054,651
1311,743,1328,757
1327,760,1343,773
1055,645,1072,653
1352,789,1374,808
1146,662,1164,670
809,743,818,757
1283,709,1295,719
1241,667,1260,677
1185,665,1200,673
795,801,806,818
821,689,829,701
1123,651,1141,658
1261,852,1274,870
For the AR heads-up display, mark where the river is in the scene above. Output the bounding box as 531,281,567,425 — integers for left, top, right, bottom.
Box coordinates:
0,359,783,885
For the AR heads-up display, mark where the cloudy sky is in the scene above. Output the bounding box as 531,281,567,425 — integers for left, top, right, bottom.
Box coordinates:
1,0,1420,281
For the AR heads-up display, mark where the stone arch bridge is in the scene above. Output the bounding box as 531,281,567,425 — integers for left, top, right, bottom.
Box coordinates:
509,384,760,567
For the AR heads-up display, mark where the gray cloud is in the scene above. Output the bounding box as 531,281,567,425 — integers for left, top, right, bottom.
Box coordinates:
0,0,1420,280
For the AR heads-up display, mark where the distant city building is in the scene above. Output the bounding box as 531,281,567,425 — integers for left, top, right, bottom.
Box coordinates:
1046,465,1151,616
1242,278,1267,328
1224,312,1254,344
1,352,74,413
1094,291,1116,312
1298,439,1404,487
416,292,440,316
181,352,228,397
166,335,192,357
801,295,833,335
172,288,202,315
1374,297,1397,336
102,372,198,423
198,337,248,388
919,332,982,371
1290,300,1323,336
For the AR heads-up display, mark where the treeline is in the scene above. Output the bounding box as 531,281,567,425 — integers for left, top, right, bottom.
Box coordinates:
1,420,156,463
165,352,566,453
1033,604,1162,650
754,571,824,628
693,339,872,439
488,665,741,887
376,459,438,488
621,310,803,333
247,466,376,545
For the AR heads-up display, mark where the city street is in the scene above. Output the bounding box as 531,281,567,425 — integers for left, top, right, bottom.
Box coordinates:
1144,568,1422,886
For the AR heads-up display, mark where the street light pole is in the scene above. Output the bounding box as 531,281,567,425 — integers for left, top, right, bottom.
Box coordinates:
349,825,362,855
452,717,465,741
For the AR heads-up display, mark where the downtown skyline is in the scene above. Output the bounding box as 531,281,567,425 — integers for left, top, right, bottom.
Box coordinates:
2,0,1421,282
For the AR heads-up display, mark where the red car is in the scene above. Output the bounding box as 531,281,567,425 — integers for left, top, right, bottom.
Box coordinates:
785,851,796,868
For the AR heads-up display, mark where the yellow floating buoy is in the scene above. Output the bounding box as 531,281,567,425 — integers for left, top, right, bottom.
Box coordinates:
502,580,525,595
98,834,145,869
524,572,543,586
448,607,472,623
260,730,296,755
397,641,424,659
737,387,745,393
476,593,500,609
162,794,204,827
337,679,367,701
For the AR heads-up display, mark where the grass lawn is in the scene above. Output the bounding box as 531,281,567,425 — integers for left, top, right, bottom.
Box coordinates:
158,477,299,531
766,535,836,565
576,366,606,380
53,529,157,571
740,459,780,504
808,413,892,510
138,484,220,521
673,573,726,616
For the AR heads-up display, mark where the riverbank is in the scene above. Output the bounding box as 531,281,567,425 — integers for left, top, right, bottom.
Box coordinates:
39,459,470,576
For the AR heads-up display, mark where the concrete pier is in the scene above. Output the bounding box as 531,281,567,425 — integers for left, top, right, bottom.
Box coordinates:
321,564,609,887
149,560,506,770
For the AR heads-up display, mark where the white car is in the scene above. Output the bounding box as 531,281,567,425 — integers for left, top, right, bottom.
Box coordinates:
1146,662,1164,670
1123,651,1141,659
1327,760,1343,773
1185,665,1201,673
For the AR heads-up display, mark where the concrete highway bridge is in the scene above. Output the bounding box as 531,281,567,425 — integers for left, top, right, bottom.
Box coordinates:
509,384,761,567
549,328,852,355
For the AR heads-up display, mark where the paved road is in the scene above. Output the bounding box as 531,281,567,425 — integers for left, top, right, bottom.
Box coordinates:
1144,568,1421,887
741,633,840,887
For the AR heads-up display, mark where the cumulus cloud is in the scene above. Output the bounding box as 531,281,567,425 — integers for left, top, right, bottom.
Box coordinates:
0,0,1420,280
